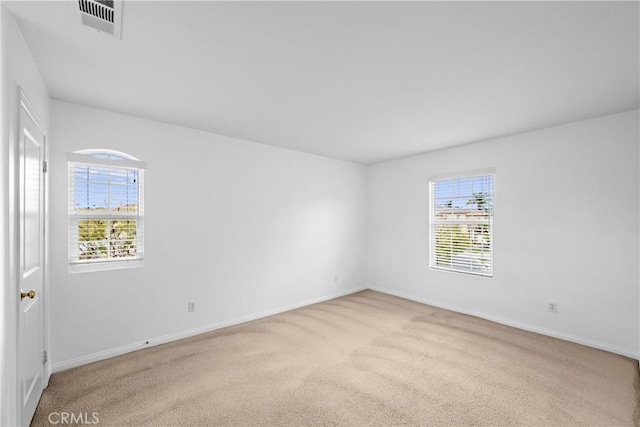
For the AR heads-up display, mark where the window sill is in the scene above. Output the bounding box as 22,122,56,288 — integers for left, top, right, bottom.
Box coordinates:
68,258,144,274
430,266,493,278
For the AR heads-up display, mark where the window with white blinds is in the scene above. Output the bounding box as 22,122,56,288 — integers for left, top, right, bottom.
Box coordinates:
429,173,494,277
68,150,146,272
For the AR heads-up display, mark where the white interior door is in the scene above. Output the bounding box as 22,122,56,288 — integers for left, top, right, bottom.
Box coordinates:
18,96,46,427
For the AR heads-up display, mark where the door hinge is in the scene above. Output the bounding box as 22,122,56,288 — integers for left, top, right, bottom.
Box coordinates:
42,160,48,173
43,351,47,364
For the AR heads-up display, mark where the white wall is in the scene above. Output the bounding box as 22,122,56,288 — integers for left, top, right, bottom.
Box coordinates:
0,7,51,426
368,110,640,358
49,100,368,369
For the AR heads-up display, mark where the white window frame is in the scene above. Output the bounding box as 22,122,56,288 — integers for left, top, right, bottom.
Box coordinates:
67,150,146,273
429,169,494,278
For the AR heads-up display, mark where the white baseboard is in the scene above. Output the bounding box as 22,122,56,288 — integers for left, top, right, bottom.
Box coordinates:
51,286,367,373
50,284,639,373
369,286,640,360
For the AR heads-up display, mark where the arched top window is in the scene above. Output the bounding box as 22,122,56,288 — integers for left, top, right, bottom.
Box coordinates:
73,149,141,161
67,150,146,272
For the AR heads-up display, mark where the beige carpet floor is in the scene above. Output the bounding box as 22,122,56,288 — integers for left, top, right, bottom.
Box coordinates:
32,290,639,426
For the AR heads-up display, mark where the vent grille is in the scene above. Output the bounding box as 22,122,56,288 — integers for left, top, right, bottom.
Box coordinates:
76,0,122,38
78,0,114,23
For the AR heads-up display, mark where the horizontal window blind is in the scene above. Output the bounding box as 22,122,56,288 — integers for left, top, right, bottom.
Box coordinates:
430,174,493,277
68,154,144,264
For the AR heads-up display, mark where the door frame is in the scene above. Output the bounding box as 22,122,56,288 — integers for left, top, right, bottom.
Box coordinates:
12,86,49,425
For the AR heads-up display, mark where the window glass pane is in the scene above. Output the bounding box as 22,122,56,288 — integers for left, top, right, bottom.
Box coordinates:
78,219,108,260
85,183,110,210
108,219,137,258
73,165,139,212
77,219,138,260
109,184,138,211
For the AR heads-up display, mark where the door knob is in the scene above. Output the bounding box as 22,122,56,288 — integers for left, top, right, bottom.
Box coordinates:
20,289,36,301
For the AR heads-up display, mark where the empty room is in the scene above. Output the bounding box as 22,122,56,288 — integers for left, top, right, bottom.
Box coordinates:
1,1,639,426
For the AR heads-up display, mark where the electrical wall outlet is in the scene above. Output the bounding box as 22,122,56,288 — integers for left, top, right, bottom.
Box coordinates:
333,274,338,283
188,301,196,312
548,302,557,313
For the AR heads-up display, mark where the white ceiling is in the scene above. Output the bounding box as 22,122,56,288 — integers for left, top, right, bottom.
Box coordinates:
5,1,639,164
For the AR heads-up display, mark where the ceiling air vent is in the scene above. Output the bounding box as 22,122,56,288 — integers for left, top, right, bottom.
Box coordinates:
76,0,123,39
